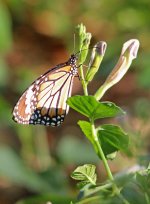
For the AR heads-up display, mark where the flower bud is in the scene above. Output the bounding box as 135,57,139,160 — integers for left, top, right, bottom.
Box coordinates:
79,33,92,64
95,39,140,100
77,24,88,51
77,23,85,36
85,41,107,83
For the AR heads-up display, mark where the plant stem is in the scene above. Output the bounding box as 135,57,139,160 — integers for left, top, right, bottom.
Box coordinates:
91,121,130,204
91,121,114,181
76,195,100,204
79,65,88,95
81,183,112,198
94,84,106,100
82,81,88,96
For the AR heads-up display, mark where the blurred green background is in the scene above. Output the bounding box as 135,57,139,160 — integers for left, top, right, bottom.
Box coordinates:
0,0,150,203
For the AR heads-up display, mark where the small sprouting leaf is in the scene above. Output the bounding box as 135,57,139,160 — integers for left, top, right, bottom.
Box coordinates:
67,95,124,120
97,124,129,157
71,164,97,188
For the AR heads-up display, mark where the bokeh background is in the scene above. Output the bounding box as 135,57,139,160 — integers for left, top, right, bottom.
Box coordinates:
0,0,150,203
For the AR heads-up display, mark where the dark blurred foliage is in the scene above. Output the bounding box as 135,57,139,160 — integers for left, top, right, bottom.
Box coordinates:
0,0,150,203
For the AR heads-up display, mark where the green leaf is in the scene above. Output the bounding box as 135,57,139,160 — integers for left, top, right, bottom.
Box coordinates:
78,121,129,158
67,95,124,120
78,120,99,154
97,124,129,157
71,164,97,188
78,120,93,144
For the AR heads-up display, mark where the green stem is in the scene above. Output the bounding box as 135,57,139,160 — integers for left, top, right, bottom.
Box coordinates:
76,195,100,204
81,183,112,198
91,121,114,181
79,65,88,95
94,84,106,100
91,120,130,204
82,81,88,96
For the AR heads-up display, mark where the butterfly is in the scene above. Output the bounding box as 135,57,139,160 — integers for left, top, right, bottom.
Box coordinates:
12,54,78,127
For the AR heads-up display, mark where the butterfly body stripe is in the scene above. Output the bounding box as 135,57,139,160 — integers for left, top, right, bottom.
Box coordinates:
13,54,78,126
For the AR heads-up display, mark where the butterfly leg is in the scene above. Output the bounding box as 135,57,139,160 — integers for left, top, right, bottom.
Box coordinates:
75,72,81,80
75,64,82,80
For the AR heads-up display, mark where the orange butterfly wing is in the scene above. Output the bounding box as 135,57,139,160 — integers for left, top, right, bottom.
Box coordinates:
13,55,78,126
